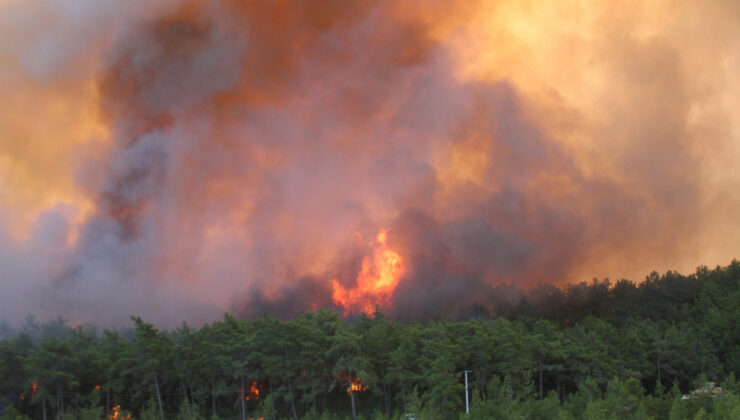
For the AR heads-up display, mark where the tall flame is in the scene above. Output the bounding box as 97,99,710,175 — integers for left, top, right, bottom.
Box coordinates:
332,228,405,315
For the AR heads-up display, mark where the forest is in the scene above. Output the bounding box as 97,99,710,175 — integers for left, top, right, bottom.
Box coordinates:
2,261,740,420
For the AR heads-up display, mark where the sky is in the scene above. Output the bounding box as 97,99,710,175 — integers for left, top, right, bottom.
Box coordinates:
0,0,739,326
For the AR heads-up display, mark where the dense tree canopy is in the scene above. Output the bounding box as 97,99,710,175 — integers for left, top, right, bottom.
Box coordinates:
2,261,740,419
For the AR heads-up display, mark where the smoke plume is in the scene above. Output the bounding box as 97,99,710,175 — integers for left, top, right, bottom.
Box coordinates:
1,0,739,325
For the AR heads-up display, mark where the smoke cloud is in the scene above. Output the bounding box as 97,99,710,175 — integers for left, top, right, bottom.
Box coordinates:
1,0,739,325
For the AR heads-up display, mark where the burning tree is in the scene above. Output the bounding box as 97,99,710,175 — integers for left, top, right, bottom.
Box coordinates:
328,327,375,420
26,338,77,420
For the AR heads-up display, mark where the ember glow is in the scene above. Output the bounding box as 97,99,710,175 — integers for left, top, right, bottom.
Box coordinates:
347,377,367,395
109,405,131,420
244,382,260,401
20,380,38,400
332,229,405,315
1,0,739,324
336,374,368,395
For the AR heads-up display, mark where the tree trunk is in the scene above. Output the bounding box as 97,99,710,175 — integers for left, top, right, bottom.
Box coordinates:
154,374,165,420
384,383,390,419
43,395,47,420
239,376,246,420
106,378,111,416
57,383,63,420
562,382,566,401
539,358,544,399
507,358,514,395
181,380,195,417
349,372,357,420
657,357,662,386
270,380,278,420
190,384,196,417
288,381,298,420
212,380,217,418
322,382,328,412
182,380,189,407
401,386,407,413
290,398,297,420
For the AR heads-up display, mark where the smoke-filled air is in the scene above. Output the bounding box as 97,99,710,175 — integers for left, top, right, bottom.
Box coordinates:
1,0,739,326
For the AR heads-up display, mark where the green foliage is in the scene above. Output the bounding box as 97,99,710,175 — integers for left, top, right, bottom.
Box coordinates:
0,407,30,420
176,399,201,420
71,406,104,420
139,399,160,420
0,262,739,419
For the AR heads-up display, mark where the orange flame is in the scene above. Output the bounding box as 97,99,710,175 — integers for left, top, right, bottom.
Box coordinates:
348,377,366,394
109,405,131,419
331,228,405,315
244,381,260,400
335,374,367,394
22,380,39,399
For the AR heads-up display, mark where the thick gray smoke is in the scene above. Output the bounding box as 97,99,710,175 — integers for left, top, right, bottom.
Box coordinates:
0,0,739,325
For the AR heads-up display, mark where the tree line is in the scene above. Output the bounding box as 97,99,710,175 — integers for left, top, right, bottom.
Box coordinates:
2,261,740,419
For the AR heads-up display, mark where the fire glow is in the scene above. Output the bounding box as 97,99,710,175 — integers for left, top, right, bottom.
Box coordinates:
347,377,367,395
20,380,38,401
336,375,368,395
332,229,405,315
1,0,739,326
109,405,131,419
245,382,259,401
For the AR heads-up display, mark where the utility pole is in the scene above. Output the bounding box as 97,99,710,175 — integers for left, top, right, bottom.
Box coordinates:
463,370,470,414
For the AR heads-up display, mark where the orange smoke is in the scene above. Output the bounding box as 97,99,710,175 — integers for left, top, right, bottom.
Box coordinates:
1,0,740,325
332,229,405,315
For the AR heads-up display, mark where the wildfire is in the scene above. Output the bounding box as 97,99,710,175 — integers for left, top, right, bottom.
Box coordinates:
348,377,366,394
245,381,260,400
21,380,39,400
332,228,405,315
109,405,131,419
336,374,367,394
